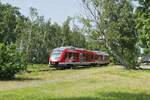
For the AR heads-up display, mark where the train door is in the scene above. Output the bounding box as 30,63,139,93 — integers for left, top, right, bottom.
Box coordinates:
80,53,83,63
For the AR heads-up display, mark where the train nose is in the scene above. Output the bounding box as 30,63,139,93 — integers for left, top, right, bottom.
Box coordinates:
50,58,58,62
50,61,57,65
49,57,60,64
49,59,56,65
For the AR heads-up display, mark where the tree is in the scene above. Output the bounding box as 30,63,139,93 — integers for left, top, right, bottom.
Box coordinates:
71,26,86,48
61,17,86,48
0,43,27,79
16,7,64,63
61,17,72,46
80,0,139,68
135,0,150,55
0,3,87,64
0,3,22,44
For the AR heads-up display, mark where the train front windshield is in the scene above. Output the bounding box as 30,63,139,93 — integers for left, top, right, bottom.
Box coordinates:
51,53,61,59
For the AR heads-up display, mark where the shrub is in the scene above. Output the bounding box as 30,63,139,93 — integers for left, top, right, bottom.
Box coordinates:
0,43,27,79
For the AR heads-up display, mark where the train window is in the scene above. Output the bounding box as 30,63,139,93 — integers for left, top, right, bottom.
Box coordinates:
97,56,100,61
82,53,86,62
83,53,86,57
98,55,102,61
87,54,90,61
91,55,94,60
93,55,95,60
85,54,89,61
64,52,72,60
65,53,69,60
69,52,73,60
88,54,91,60
51,53,61,59
85,54,88,61
103,56,105,60
105,56,107,61
95,55,98,60
89,54,91,60
65,52,78,60
73,53,78,60
89,54,93,60
73,53,75,59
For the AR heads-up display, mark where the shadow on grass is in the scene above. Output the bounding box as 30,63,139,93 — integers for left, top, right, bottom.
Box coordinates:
48,92,150,100
50,65,107,71
0,77,42,81
74,65,106,70
27,69,50,73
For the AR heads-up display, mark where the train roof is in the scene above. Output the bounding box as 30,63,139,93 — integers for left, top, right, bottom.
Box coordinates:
94,51,109,56
54,46,74,50
54,46,84,51
53,46,109,56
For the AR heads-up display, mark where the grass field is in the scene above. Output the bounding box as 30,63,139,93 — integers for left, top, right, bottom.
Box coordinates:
1,64,150,100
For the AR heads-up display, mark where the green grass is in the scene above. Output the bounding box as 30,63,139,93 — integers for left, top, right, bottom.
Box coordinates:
1,65,150,100
26,64,50,72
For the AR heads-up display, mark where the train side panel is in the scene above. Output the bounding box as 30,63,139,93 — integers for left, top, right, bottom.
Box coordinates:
49,47,109,69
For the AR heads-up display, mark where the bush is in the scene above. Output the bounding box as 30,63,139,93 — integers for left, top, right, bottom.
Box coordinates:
0,43,27,79
144,48,150,56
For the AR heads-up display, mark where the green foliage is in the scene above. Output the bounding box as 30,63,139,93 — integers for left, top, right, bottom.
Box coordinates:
80,0,139,69
144,48,150,56
0,2,87,64
135,0,150,55
61,17,86,47
0,43,27,79
0,2,22,44
16,10,87,63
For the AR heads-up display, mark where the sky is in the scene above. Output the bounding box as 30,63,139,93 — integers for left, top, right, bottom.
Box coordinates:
1,0,82,24
1,0,139,25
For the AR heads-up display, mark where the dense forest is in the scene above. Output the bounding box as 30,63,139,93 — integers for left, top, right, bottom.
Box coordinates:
0,0,150,78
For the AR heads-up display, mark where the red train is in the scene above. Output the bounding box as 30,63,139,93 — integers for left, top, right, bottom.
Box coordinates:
49,46,109,69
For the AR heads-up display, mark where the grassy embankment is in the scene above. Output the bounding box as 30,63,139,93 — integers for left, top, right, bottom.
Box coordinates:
0,64,150,100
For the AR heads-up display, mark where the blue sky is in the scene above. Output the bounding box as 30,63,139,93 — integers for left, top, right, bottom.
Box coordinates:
1,0,82,24
1,0,139,25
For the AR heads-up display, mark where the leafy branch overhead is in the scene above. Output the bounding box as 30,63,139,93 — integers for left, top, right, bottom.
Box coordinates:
135,0,150,55
80,0,139,69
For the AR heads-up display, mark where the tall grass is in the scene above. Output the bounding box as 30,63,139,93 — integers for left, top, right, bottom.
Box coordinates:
0,65,150,100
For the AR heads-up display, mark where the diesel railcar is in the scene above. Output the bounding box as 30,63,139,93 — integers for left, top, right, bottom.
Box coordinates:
49,46,109,69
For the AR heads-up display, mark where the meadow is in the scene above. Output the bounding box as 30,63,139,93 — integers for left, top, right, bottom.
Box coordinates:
0,64,150,100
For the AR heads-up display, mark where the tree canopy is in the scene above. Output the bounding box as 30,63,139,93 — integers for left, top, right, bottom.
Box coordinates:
80,0,139,68
0,2,87,63
135,0,150,55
